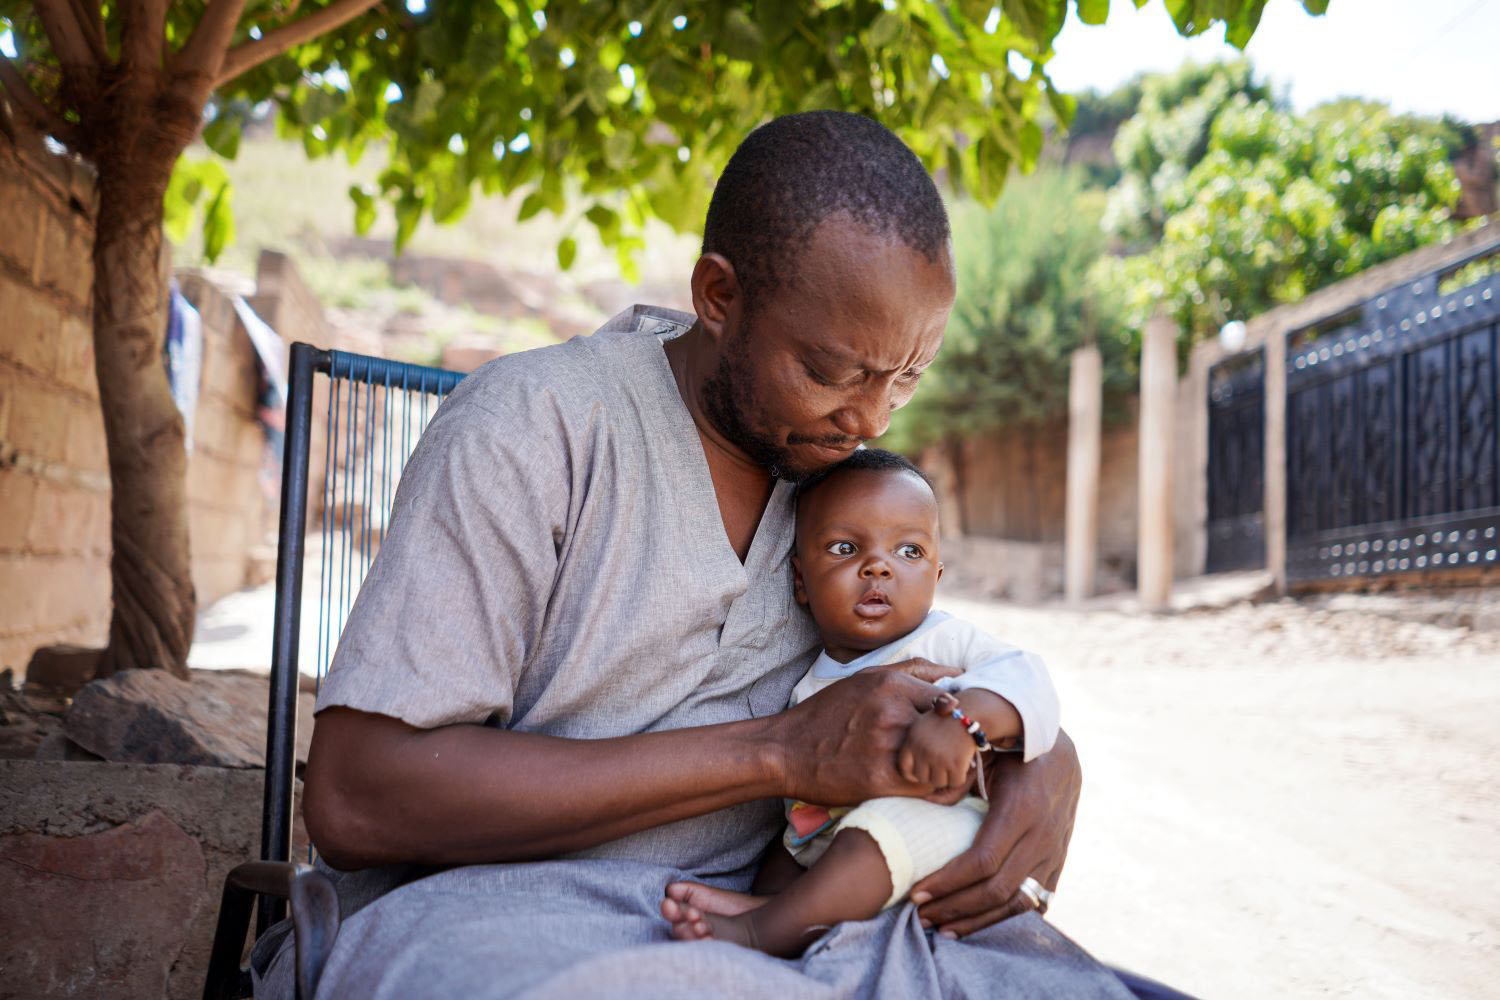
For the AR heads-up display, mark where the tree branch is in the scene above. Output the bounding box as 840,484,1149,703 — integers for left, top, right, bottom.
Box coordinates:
120,0,170,74
67,0,110,65
0,56,79,145
216,0,382,87
171,0,248,94
32,0,99,72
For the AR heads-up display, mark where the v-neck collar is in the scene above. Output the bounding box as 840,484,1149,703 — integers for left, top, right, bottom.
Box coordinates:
633,323,796,602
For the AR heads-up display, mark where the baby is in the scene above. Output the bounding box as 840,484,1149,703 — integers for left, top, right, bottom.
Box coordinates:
662,449,1060,956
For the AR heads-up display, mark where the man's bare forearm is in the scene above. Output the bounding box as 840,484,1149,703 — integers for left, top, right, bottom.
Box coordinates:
305,707,789,870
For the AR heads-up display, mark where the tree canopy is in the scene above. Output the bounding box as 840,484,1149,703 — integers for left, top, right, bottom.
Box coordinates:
881,169,1133,451
3,0,1329,274
1099,91,1472,342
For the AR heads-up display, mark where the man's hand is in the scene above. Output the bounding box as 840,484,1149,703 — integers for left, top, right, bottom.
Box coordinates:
770,657,961,806
908,729,1081,937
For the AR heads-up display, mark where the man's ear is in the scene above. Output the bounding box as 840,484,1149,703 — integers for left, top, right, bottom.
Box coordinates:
690,252,742,346
791,553,809,607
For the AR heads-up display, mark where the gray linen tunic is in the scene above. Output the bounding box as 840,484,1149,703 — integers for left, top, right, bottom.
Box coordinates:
253,306,1131,998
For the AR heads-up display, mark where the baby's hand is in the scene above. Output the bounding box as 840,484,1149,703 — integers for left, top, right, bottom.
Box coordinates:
898,705,976,792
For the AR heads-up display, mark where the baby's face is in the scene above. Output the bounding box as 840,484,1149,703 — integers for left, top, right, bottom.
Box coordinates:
792,468,942,662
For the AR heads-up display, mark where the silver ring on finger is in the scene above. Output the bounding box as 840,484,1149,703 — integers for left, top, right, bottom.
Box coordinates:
1017,876,1050,914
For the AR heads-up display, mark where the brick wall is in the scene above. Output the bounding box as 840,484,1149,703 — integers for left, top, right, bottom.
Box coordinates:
0,141,298,677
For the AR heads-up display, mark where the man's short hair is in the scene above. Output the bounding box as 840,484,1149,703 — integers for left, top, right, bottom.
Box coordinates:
794,448,935,513
702,111,951,313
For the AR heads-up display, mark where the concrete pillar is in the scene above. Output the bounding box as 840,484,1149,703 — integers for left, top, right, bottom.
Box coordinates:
1064,345,1102,603
1263,320,1288,593
1137,313,1177,611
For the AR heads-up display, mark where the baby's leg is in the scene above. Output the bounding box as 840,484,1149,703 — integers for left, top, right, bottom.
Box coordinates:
695,829,892,957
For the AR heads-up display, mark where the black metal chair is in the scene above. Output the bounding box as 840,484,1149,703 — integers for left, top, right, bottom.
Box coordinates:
203,343,465,999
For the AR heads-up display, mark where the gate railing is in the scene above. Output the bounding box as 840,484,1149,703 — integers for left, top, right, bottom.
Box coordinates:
1206,348,1266,574
1284,243,1500,582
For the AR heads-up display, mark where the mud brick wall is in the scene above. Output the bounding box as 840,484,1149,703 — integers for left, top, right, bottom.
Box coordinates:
0,140,281,677
176,272,280,611
0,141,112,675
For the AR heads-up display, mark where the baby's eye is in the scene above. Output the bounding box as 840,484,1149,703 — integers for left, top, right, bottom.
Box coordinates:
896,543,924,560
826,541,856,556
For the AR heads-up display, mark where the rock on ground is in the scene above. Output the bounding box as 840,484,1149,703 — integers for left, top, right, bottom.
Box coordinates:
63,668,314,768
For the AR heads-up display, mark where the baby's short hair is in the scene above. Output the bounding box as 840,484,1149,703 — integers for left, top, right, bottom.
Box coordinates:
793,448,934,512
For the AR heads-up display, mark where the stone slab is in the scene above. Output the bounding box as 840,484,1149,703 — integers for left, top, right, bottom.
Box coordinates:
0,809,204,999
0,760,307,1000
64,668,315,768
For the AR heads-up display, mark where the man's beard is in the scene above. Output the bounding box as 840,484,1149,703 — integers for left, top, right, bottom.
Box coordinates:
702,340,804,480
701,335,861,482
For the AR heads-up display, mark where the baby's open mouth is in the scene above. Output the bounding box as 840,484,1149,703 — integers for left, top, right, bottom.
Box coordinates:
854,588,892,619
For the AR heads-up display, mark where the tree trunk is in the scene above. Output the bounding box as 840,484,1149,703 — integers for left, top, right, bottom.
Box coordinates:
87,84,200,678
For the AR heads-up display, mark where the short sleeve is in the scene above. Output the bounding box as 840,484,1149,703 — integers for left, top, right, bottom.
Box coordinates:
933,622,1061,762
314,369,572,730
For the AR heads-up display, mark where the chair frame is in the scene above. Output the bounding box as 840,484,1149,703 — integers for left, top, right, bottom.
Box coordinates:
202,342,463,999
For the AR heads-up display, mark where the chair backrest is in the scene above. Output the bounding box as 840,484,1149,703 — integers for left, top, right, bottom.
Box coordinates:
260,343,464,930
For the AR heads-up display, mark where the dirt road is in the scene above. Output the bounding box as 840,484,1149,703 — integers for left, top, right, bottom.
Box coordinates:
939,592,1500,999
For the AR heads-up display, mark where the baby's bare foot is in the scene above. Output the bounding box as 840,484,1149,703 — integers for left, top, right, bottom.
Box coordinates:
664,881,766,918
662,882,774,946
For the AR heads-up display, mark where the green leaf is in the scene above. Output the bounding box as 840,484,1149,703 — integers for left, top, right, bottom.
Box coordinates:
202,111,242,160
603,130,634,171
349,186,377,235
1018,120,1043,170
867,11,903,48
556,236,578,270
432,181,470,224
394,194,423,251
411,80,445,120
202,182,235,263
1077,0,1110,25
517,190,547,222
585,203,620,240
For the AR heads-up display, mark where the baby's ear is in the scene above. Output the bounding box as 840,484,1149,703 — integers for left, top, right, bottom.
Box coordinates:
791,554,809,606
936,561,944,583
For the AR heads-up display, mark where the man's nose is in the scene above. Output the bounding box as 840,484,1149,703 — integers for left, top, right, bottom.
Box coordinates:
831,389,892,441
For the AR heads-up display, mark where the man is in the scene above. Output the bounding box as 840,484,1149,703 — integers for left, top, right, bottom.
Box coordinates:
254,112,1138,998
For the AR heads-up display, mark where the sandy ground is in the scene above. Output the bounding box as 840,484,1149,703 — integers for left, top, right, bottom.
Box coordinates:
936,592,1500,1000
188,574,1500,997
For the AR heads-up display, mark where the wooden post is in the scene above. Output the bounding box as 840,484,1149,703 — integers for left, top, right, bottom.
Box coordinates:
1264,320,1287,592
1137,313,1177,611
1065,345,1102,603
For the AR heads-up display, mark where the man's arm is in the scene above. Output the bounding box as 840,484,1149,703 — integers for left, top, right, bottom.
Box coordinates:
304,663,959,871
908,729,1081,937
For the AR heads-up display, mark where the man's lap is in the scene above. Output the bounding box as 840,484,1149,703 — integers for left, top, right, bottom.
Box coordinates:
253,858,1134,999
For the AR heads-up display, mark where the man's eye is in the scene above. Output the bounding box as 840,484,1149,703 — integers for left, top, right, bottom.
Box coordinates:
826,541,856,556
896,544,923,559
898,368,925,383
804,361,858,388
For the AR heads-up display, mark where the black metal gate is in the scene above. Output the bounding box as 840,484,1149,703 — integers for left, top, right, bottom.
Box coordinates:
1206,348,1265,573
1285,244,1500,582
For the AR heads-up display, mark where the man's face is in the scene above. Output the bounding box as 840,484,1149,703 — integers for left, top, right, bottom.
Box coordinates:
792,467,942,662
702,215,955,481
